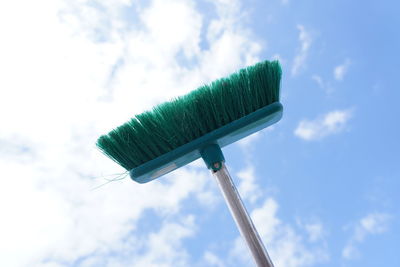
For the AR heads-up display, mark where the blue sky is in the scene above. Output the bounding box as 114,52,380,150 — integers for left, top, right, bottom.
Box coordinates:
0,0,399,266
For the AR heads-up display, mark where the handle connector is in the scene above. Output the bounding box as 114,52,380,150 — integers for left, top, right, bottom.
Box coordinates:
200,143,225,171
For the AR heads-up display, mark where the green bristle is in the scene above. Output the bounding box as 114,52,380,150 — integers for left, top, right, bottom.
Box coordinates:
97,60,282,170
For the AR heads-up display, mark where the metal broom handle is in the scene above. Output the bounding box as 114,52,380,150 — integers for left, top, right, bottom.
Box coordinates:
212,162,274,267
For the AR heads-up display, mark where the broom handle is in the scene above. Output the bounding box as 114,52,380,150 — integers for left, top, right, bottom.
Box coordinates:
212,162,274,267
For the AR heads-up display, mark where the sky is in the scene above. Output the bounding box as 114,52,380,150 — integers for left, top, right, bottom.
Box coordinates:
0,0,399,266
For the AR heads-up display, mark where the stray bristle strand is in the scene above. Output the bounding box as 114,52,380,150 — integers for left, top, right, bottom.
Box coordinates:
96,60,281,170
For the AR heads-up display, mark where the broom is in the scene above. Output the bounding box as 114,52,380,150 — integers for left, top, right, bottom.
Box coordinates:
97,60,282,267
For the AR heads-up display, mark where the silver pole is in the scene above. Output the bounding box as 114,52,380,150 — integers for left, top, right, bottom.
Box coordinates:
212,162,274,267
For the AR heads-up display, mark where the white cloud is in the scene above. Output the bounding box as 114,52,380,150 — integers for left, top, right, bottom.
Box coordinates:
0,0,264,266
236,165,262,203
311,75,324,88
359,213,390,234
237,132,262,149
294,109,352,141
291,25,312,76
235,128,275,204
229,198,329,267
304,222,324,243
296,219,326,243
311,75,333,93
71,214,197,267
342,213,391,260
334,59,351,81
129,215,196,267
0,160,209,266
203,251,226,267
342,245,360,260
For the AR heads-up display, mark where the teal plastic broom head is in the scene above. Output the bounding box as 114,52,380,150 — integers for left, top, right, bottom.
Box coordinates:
97,60,283,183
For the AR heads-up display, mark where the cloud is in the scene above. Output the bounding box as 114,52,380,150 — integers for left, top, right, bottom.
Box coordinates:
0,160,210,266
237,132,262,149
291,25,312,76
203,251,225,267
311,75,333,93
334,59,351,81
304,222,325,243
236,165,262,203
294,109,352,141
130,215,196,267
0,0,264,266
235,128,275,204
311,75,324,88
342,213,391,260
229,198,329,267
295,218,326,243
71,214,197,267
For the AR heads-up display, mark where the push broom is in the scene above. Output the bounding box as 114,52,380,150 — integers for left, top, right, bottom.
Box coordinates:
97,60,282,267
